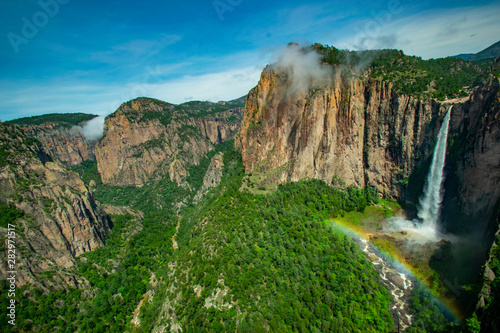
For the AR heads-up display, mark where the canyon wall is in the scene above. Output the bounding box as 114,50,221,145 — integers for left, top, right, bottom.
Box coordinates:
95,98,243,186
0,123,111,290
451,76,500,223
22,122,96,167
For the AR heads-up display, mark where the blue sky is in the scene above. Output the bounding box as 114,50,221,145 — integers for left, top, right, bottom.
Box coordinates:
0,0,499,121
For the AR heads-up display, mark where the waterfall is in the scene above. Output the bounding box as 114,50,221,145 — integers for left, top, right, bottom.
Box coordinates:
417,106,452,233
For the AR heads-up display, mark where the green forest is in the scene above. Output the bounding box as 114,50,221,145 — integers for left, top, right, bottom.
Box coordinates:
137,152,393,332
6,113,98,127
315,45,490,100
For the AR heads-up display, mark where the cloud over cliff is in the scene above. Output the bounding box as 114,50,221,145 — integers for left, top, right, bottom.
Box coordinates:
72,116,106,141
274,43,332,94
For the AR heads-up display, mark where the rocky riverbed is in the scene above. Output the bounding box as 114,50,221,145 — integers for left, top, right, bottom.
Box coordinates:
356,238,414,331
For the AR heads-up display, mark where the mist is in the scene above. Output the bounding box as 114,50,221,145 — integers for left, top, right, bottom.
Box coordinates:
273,44,332,95
385,216,441,244
72,116,106,141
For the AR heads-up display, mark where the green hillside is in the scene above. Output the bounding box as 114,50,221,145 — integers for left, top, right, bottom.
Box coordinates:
7,113,98,127
139,153,393,332
315,45,490,100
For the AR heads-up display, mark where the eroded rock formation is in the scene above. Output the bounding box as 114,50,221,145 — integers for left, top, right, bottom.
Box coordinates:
96,98,242,186
0,123,111,290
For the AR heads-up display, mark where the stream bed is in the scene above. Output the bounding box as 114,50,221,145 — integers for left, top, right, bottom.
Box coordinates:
355,238,414,331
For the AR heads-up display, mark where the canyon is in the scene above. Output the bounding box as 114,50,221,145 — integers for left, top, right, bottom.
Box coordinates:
1,45,499,332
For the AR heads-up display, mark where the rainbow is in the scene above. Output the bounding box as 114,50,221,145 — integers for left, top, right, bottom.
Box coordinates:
328,219,463,324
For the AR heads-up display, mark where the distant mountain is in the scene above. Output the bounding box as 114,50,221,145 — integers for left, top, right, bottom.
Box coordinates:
452,40,500,61
453,53,475,60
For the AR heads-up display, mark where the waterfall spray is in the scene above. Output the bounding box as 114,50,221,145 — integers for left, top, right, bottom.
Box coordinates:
417,106,452,234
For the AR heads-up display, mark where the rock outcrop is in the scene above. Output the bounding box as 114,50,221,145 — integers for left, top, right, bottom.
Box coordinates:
96,98,243,186
0,123,111,290
194,152,224,201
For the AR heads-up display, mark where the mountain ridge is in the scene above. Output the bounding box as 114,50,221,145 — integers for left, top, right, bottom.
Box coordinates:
452,40,500,61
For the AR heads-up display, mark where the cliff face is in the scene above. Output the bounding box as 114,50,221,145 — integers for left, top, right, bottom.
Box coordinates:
475,222,500,333
237,67,443,197
22,123,96,167
96,98,242,186
0,124,111,290
451,77,500,223
237,67,500,221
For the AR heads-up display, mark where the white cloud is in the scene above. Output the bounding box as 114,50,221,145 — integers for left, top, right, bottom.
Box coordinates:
137,66,262,103
89,34,182,64
72,116,106,141
335,3,500,59
272,44,332,94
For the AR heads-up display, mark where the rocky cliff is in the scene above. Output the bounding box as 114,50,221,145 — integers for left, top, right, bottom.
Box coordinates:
27,123,96,166
451,76,500,226
96,98,243,186
0,123,111,290
237,66,442,196
236,60,500,226
9,115,98,167
475,220,500,333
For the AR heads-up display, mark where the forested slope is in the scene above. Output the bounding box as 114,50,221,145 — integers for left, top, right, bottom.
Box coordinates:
138,149,393,332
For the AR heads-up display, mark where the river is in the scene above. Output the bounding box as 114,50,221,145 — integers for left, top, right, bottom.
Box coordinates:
355,237,414,331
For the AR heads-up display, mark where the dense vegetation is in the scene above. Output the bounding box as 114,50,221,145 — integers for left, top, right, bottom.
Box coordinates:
3,173,181,332
1,140,238,332
0,127,487,332
70,160,103,186
172,98,245,119
0,201,24,229
472,210,500,333
2,44,498,332
314,45,490,100
369,50,486,100
0,210,171,332
6,113,97,127
137,151,394,332
407,284,452,332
